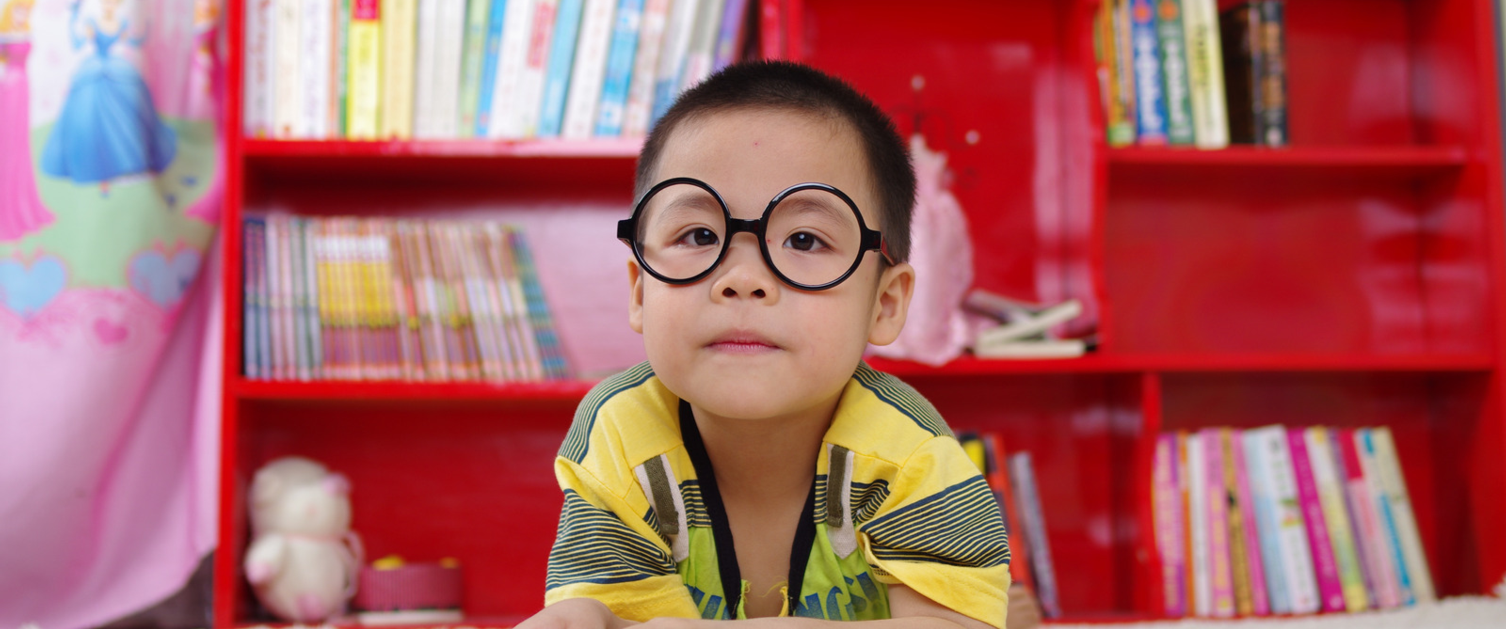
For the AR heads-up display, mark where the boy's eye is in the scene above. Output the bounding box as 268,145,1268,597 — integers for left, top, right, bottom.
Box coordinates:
784,232,829,252
679,228,719,247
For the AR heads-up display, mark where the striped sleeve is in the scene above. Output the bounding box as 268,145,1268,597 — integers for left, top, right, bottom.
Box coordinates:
858,436,1011,629
544,456,699,620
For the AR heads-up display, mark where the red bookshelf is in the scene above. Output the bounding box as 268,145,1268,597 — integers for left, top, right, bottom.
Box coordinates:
216,0,1506,626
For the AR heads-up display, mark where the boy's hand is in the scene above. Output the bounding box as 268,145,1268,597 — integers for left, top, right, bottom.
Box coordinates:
514,598,638,629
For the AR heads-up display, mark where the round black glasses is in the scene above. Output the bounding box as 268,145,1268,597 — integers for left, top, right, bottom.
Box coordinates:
617,177,895,291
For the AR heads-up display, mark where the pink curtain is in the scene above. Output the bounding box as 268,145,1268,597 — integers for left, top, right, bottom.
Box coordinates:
0,1,223,626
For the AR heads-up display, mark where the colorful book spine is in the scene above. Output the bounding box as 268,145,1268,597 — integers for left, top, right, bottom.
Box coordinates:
980,433,1032,593
1229,428,1269,615
651,0,699,124
313,222,337,379
1186,431,1211,616
1110,0,1138,146
678,0,724,93
1330,429,1379,607
381,0,417,138
302,0,334,139
279,216,300,380
457,0,495,137
1009,452,1060,618
1371,428,1434,603
413,0,439,138
298,219,323,379
336,0,351,136
1307,427,1369,612
245,0,274,138
347,0,383,138
1179,433,1197,616
482,224,527,379
1181,0,1226,148
432,0,468,137
1220,429,1253,616
1154,0,1195,145
1153,433,1187,617
537,0,586,138
290,217,312,380
1128,0,1168,145
711,0,749,73
515,0,563,137
1359,429,1415,606
243,218,265,378
1202,429,1235,618
1242,427,1290,614
510,227,570,378
487,0,538,138
1254,425,1319,613
471,228,519,380
595,0,645,136
1255,0,1287,146
1288,428,1344,612
562,0,618,138
272,0,302,138
495,224,544,379
620,0,668,137
475,0,511,136
1341,428,1401,608
1096,1,1133,147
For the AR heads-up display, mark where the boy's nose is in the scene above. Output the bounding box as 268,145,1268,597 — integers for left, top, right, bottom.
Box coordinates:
711,232,778,302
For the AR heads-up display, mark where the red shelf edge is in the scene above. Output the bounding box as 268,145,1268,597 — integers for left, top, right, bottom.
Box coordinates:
241,138,644,159
867,353,1494,376
231,377,598,402
1107,144,1470,168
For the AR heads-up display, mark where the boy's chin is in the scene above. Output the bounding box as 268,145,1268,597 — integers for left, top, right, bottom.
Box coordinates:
671,369,845,422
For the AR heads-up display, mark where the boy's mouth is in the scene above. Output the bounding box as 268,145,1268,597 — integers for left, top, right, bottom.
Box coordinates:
707,330,781,354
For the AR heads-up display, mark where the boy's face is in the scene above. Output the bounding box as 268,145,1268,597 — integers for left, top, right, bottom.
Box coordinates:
628,108,914,422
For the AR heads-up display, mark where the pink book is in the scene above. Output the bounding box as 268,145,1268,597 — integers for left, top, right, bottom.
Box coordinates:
1230,429,1271,615
1288,428,1346,612
1339,428,1400,608
1202,428,1236,617
1153,433,1187,616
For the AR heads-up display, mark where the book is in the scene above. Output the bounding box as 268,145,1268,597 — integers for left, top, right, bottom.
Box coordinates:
1358,429,1415,605
336,0,352,136
1241,427,1291,614
433,0,469,138
474,0,510,136
380,0,418,139
1370,427,1435,604
979,433,1032,594
510,227,570,378
515,0,564,137
1248,425,1319,614
1128,0,1168,145
488,0,539,138
413,0,440,137
1178,433,1197,616
1179,0,1226,148
301,0,335,139
272,0,303,138
678,0,724,93
1288,428,1346,613
1009,452,1059,618
1255,0,1288,146
621,0,671,137
289,217,312,380
1154,0,1194,145
562,0,619,138
973,299,1082,347
457,0,495,137
347,0,384,138
1110,0,1139,146
651,0,699,124
1220,428,1254,616
1219,2,1260,145
595,0,645,136
1228,428,1270,615
711,0,750,73
1153,433,1186,616
1340,428,1401,608
537,0,587,137
1306,427,1369,612
1202,429,1236,618
1096,0,1134,147
244,0,274,138
971,339,1086,360
243,218,267,378
1186,431,1211,616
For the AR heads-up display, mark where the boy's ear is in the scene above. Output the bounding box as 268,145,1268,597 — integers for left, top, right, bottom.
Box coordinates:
867,262,915,346
628,258,645,334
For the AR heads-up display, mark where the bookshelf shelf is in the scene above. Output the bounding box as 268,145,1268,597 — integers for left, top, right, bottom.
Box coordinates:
231,378,597,404
241,137,645,159
1107,145,1469,176
869,353,1494,377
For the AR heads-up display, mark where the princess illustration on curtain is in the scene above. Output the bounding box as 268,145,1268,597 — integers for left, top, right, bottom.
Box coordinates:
0,0,54,241
41,0,177,196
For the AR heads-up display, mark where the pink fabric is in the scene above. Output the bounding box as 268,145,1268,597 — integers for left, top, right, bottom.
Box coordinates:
0,1,222,626
868,134,976,366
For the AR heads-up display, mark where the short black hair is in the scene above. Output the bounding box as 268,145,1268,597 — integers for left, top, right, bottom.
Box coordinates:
636,60,916,263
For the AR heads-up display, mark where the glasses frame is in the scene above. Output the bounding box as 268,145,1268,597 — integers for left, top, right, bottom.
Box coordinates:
617,177,895,291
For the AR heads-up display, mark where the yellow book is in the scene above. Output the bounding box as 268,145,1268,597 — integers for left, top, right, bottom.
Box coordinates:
347,0,383,138
380,0,417,139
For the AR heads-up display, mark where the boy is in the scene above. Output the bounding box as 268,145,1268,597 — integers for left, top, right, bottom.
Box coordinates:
519,61,1009,629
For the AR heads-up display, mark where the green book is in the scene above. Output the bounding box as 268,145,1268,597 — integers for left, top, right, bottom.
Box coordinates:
337,0,351,137
456,0,494,138
1156,0,1196,145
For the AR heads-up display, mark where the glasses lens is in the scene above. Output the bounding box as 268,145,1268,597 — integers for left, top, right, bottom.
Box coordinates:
766,187,864,287
636,183,726,281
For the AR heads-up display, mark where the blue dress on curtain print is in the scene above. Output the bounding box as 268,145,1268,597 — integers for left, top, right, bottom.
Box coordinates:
41,18,177,184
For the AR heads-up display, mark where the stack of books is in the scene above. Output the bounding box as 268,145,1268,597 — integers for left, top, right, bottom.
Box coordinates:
1153,426,1435,618
244,0,752,141
963,290,1089,359
959,433,1060,619
241,216,570,383
1096,0,1287,149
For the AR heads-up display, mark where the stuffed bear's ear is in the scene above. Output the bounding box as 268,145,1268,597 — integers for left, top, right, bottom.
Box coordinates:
323,473,351,496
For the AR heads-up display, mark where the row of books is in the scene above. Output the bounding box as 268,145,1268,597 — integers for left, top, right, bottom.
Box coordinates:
241,215,571,383
959,433,1060,619
1096,0,1288,149
243,0,751,141
1152,426,1435,619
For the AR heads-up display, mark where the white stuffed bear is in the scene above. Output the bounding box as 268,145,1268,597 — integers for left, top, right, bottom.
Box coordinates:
245,456,363,623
